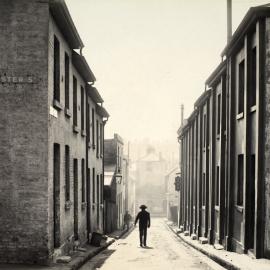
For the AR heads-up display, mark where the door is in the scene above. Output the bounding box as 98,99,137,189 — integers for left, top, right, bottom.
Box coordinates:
53,143,61,248
97,175,100,228
248,154,255,250
74,159,79,240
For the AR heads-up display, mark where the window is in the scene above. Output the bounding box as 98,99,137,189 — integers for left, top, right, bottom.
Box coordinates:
92,108,95,146
100,174,103,203
92,168,95,203
203,114,206,148
237,155,244,206
238,60,245,114
65,53,70,109
81,159,85,203
217,94,221,135
250,47,257,107
202,173,206,206
215,166,220,206
54,36,60,102
87,104,90,144
81,86,85,131
65,145,70,201
96,120,99,156
100,123,103,155
73,76,77,126
97,175,100,204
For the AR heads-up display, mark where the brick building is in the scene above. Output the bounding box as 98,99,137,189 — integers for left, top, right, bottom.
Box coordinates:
104,134,126,233
0,0,109,265
177,5,270,259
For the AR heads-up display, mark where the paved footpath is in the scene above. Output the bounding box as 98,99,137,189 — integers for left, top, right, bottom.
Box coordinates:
80,218,225,270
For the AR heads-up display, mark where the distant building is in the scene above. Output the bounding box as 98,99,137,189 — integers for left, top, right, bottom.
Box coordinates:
177,5,270,259
104,134,126,233
0,0,109,265
135,147,167,216
127,162,137,219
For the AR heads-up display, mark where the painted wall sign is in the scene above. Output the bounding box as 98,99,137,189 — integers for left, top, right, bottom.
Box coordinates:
0,76,34,84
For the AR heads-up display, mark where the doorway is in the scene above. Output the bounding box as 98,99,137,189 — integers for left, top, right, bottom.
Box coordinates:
53,143,60,248
74,159,79,240
248,154,256,251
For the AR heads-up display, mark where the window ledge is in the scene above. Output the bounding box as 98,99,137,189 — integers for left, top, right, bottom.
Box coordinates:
216,134,220,140
235,205,243,213
65,200,72,210
250,105,257,113
73,125,79,134
64,108,71,118
53,99,64,111
81,202,87,210
215,205,220,211
236,112,244,120
81,130,86,137
202,206,206,210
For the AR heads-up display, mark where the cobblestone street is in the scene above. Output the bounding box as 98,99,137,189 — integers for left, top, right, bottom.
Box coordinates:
80,218,225,270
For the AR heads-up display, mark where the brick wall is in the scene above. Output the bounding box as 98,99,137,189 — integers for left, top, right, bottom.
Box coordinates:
87,101,104,232
264,17,270,258
104,139,116,165
48,14,89,253
0,0,50,264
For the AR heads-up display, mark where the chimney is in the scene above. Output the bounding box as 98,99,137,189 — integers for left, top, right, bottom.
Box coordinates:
181,104,184,126
227,0,232,43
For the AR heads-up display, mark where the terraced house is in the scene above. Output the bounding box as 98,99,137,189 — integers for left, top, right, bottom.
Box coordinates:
177,4,270,259
0,0,109,265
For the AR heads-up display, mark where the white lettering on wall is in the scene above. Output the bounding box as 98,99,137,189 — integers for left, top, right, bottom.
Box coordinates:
0,76,34,84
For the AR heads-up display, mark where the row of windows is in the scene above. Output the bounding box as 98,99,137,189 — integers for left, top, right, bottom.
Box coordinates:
54,36,103,155
200,154,255,209
58,144,103,206
202,46,257,147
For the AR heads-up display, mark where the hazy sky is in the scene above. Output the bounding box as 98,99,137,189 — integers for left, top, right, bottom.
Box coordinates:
65,0,270,143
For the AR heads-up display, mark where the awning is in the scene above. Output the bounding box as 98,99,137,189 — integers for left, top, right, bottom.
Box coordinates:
49,0,84,49
96,105,110,118
72,51,96,83
86,85,104,104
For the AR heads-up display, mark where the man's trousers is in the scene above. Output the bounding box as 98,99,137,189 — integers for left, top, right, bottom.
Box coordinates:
139,226,147,246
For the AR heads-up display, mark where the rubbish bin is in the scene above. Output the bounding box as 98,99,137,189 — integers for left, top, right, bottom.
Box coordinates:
90,232,103,247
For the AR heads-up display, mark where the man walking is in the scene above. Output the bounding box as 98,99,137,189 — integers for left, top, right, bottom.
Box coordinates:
123,210,132,230
135,205,150,247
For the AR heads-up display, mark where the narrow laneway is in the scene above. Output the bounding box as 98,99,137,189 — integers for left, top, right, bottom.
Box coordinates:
80,218,225,270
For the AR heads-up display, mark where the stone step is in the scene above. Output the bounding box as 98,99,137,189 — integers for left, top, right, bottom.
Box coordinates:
56,256,72,264
214,243,224,250
183,231,190,236
199,237,208,244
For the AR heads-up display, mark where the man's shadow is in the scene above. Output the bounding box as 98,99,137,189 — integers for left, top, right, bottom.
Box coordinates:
141,246,154,249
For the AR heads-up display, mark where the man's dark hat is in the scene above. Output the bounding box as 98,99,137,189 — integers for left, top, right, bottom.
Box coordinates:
140,204,147,209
